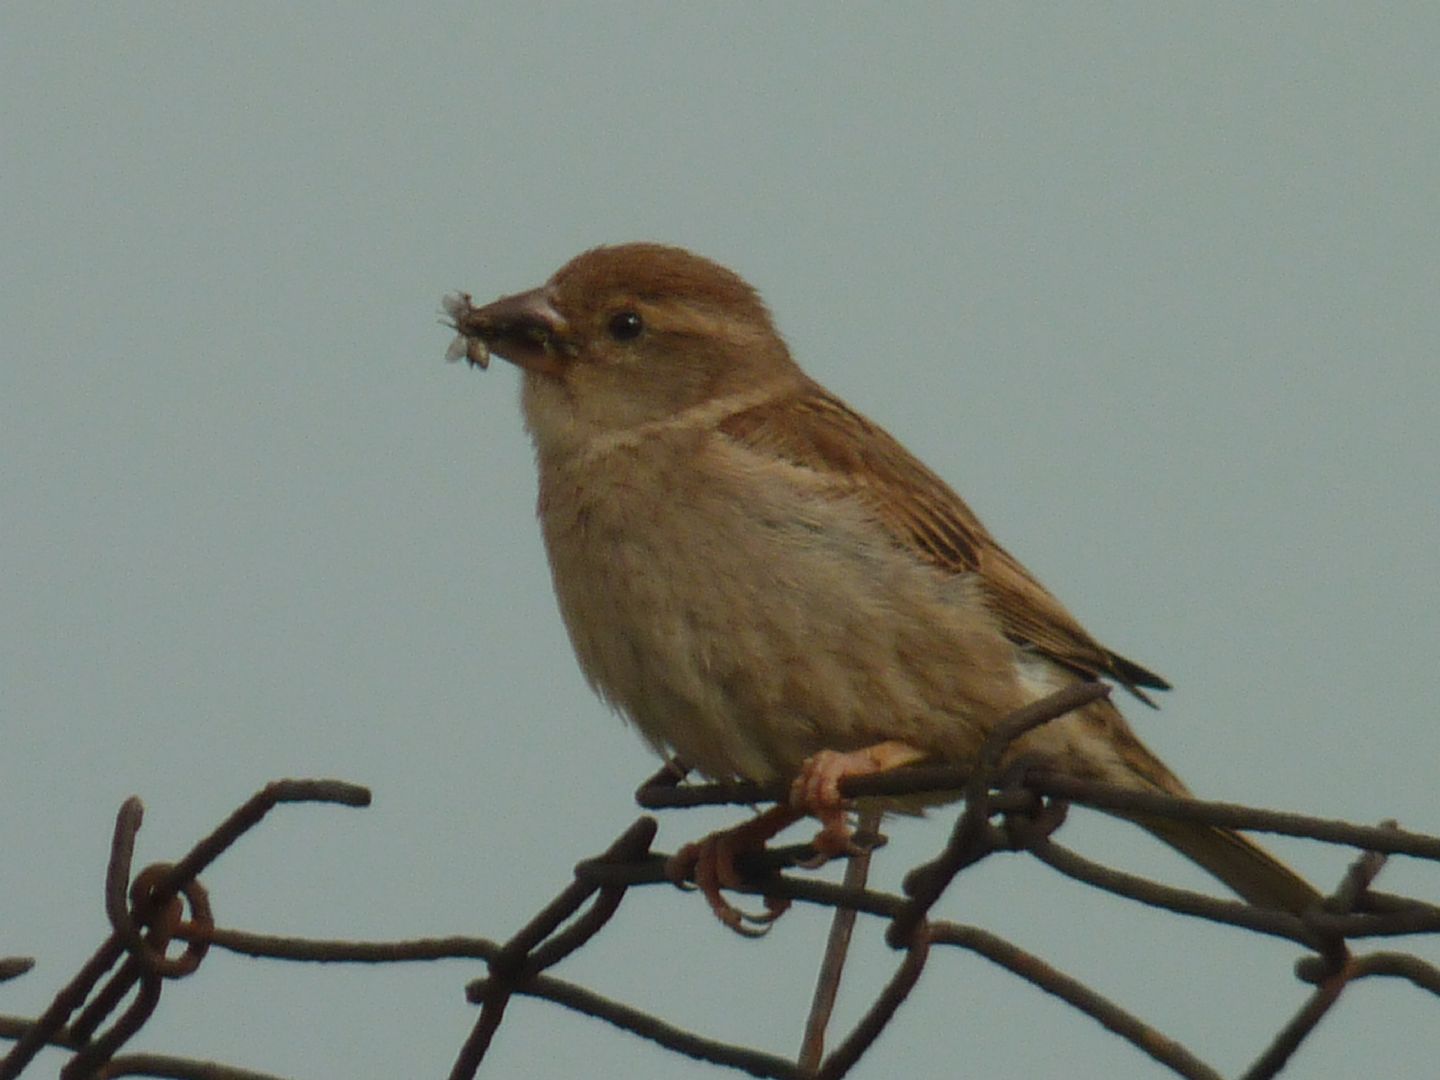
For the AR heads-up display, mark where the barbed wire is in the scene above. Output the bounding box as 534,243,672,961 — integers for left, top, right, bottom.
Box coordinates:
3,686,1438,1078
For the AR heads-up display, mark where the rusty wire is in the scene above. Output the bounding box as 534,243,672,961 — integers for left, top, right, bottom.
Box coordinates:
3,690,1439,1078
0,779,369,1080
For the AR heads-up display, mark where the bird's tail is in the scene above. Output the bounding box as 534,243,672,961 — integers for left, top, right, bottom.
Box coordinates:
1047,695,1321,914
1122,812,1320,914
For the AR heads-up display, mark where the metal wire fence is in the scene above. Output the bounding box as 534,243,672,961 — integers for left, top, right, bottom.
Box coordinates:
4,685,1439,1079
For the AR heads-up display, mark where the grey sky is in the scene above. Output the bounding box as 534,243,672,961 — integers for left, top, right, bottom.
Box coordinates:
4,5,1439,1078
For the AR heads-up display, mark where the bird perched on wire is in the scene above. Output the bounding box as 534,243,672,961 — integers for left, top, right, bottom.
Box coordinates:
442,243,1318,933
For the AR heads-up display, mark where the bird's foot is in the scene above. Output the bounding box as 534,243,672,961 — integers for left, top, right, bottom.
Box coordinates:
790,741,926,867
665,805,798,937
665,742,923,933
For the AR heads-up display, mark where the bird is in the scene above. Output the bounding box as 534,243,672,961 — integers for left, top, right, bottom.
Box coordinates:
442,242,1318,932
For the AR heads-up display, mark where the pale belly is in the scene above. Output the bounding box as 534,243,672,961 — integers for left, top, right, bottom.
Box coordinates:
535,439,1029,783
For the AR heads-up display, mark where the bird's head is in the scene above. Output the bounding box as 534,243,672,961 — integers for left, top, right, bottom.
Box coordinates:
448,244,802,441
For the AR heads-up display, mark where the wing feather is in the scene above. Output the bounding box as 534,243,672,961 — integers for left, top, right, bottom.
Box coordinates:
718,382,1169,703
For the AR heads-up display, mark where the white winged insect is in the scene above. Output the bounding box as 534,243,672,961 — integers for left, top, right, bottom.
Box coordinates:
441,292,490,369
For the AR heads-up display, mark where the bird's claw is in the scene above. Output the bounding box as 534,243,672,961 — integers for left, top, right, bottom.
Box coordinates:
716,894,791,938
665,809,797,937
794,804,867,868
665,743,923,933
788,741,921,867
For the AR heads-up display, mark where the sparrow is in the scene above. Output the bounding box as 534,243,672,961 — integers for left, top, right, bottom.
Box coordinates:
443,243,1318,931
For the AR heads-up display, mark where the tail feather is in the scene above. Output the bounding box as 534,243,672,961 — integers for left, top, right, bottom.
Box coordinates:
1057,695,1320,913
1127,814,1320,914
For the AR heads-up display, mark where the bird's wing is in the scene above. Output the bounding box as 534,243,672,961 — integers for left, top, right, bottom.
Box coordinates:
718,381,1169,702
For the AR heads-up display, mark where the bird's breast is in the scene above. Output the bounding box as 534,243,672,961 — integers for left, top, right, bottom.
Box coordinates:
531,428,1026,783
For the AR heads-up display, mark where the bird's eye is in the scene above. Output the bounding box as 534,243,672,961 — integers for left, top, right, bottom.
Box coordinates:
607,311,644,341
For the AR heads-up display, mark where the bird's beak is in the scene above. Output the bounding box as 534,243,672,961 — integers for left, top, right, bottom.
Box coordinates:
444,287,570,378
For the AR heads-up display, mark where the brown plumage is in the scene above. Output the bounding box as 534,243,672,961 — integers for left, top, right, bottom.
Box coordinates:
718,388,1170,702
445,242,1318,920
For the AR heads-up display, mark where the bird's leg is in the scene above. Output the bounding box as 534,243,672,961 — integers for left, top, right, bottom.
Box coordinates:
666,741,925,934
666,804,799,936
791,740,927,862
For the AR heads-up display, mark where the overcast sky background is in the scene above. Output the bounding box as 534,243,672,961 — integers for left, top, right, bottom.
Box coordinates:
5,6,1439,1079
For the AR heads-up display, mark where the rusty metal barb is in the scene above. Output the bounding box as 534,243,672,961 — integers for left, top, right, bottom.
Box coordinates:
5,719,1440,1080
0,779,371,1080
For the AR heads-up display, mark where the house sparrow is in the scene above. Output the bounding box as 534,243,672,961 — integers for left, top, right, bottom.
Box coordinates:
443,243,1317,931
